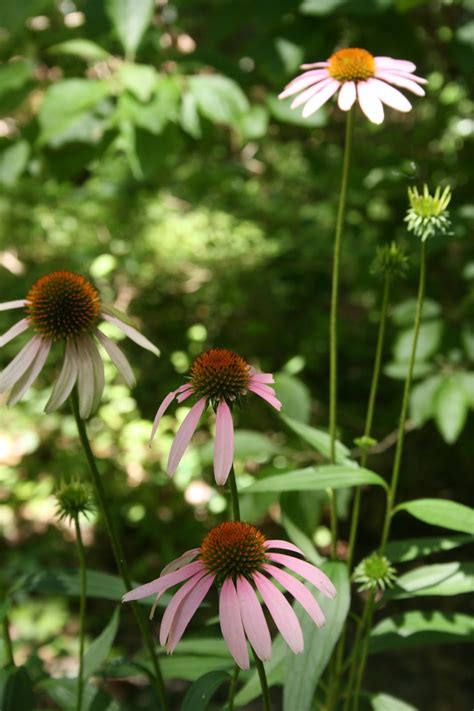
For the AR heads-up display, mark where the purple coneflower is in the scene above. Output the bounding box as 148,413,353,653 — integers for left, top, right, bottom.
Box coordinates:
279,48,426,124
123,521,336,669
0,270,159,418
150,348,282,485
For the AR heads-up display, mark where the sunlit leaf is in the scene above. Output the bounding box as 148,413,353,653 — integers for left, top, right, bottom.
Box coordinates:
369,611,474,653
106,0,154,58
384,534,473,563
434,375,469,443
83,607,120,678
388,562,474,598
370,692,418,711
49,39,110,62
189,75,249,125
245,465,387,494
395,499,474,534
281,414,354,464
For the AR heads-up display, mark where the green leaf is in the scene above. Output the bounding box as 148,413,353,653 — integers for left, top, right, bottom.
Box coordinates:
283,561,350,711
0,141,30,186
384,361,434,380
0,60,33,98
1,666,36,711
410,374,442,426
281,414,354,465
24,567,131,602
49,39,110,62
391,298,441,326
369,611,474,653
159,655,233,680
384,534,474,563
235,105,269,141
83,607,120,678
434,375,469,443
38,79,110,145
395,499,474,534
275,38,304,73
370,692,418,711
189,75,249,125
180,91,201,138
300,0,346,13
0,1,49,34
461,325,474,360
106,0,154,58
40,678,118,711
234,635,286,706
457,371,474,407
118,63,157,102
388,562,474,599
245,465,387,494
267,94,327,127
393,320,443,363
275,374,311,423
181,670,230,711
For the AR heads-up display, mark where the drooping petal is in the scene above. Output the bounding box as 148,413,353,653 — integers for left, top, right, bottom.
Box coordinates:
337,81,357,110
0,336,43,392
76,338,95,419
249,373,274,385
81,335,105,415
266,553,336,599
122,560,207,602
160,548,201,576
369,78,412,112
252,572,304,654
300,61,330,69
290,78,334,109
8,338,51,406
44,339,78,413
214,400,234,486
357,81,384,124
166,573,214,653
374,56,416,73
278,69,330,99
264,540,305,556
374,71,426,96
176,387,194,403
302,79,340,117
150,389,179,443
236,576,272,662
0,299,27,311
160,569,209,646
219,578,249,669
0,318,29,348
247,382,282,411
102,312,160,357
95,329,135,388
167,397,206,476
263,564,325,628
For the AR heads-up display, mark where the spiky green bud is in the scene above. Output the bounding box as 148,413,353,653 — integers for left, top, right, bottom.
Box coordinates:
353,552,397,592
405,184,452,242
55,479,95,523
371,242,408,279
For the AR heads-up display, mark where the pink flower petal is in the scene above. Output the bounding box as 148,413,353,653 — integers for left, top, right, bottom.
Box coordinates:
337,81,356,111
249,373,274,385
95,329,135,388
45,339,79,413
160,548,201,576
160,569,209,646
167,397,207,475
302,79,340,117
0,335,43,392
375,71,426,96
122,560,206,602
278,70,330,99
150,389,178,443
219,578,249,669
247,382,282,411
0,299,27,311
214,400,234,485
264,540,305,556
263,564,325,628
80,335,105,415
236,576,271,662
8,338,51,406
176,387,194,403
102,312,160,356
76,338,95,419
0,318,29,348
266,553,336,599
374,56,416,73
357,81,384,124
166,573,214,652
300,61,330,69
290,78,334,109
252,572,304,654
369,78,412,112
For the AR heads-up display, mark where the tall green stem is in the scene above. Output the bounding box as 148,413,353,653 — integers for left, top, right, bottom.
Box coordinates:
351,597,376,711
342,590,375,711
254,650,272,711
2,613,14,667
70,391,168,711
347,273,391,570
73,514,87,711
380,241,426,550
227,466,241,522
329,106,355,558
228,665,240,711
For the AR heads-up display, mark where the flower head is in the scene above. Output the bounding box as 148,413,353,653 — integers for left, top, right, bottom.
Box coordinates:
0,270,159,418
405,184,452,241
55,478,95,523
353,552,397,592
150,348,282,485
279,48,426,124
123,522,336,669
370,242,409,279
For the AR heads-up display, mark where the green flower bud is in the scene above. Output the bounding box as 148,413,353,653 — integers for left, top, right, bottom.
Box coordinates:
55,479,95,523
370,242,408,279
353,552,397,592
405,184,452,242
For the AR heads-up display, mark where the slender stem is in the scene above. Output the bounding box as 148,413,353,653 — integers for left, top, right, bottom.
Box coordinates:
328,106,355,558
70,391,168,711
347,274,391,571
253,650,271,711
342,590,375,711
227,466,241,522
380,241,427,550
228,665,240,711
2,613,15,666
351,596,376,711
73,515,87,711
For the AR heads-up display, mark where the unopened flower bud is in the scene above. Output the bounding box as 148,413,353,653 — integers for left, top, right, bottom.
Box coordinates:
353,552,397,592
370,242,408,279
55,479,95,523
405,184,452,242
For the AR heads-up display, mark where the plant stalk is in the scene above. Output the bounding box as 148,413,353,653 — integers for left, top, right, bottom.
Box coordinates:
73,514,87,711
228,466,241,522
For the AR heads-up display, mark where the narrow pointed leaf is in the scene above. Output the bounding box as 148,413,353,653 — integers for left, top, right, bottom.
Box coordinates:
181,670,230,711
245,466,387,494
394,499,474,534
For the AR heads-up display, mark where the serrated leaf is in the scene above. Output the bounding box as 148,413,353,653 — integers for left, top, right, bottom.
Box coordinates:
388,562,474,599
189,75,249,125
83,607,120,678
384,534,474,563
369,611,474,653
245,465,387,494
395,498,474,534
49,39,110,62
181,670,229,711
281,414,354,464
274,374,311,423
283,561,350,711
106,0,154,58
434,375,469,443
410,374,442,426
